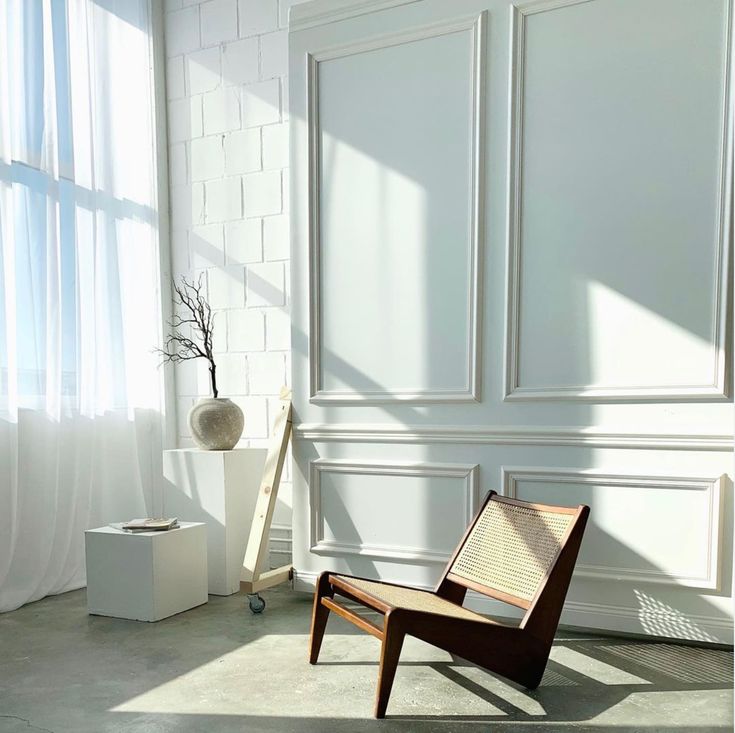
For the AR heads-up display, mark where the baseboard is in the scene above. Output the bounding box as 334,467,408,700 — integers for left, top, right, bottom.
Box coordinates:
292,569,733,645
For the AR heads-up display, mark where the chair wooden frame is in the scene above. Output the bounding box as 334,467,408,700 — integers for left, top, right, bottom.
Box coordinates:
308,491,590,718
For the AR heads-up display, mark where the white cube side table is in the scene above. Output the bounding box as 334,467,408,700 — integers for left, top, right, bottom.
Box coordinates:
85,522,207,622
162,448,267,596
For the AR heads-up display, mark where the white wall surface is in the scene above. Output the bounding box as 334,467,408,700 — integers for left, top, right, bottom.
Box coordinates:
163,0,308,535
289,0,734,643
163,0,734,642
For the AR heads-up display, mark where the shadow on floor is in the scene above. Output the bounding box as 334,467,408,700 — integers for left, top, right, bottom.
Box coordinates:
0,586,731,733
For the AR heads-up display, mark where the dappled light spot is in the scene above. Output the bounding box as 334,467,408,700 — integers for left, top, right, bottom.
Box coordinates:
598,643,733,686
540,667,579,687
633,591,721,644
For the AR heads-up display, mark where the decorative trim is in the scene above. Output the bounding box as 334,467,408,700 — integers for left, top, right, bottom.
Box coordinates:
291,570,733,644
306,49,322,401
307,13,486,404
504,0,733,402
505,384,733,402
508,0,596,12
293,423,734,451
309,459,480,562
289,0,421,32
502,467,725,591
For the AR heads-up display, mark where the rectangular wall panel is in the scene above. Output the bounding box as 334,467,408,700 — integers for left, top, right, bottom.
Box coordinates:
289,0,734,644
506,0,731,400
308,14,485,402
504,468,724,590
310,460,479,562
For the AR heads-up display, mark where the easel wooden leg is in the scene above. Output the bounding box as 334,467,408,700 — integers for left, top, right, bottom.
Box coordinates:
240,388,293,604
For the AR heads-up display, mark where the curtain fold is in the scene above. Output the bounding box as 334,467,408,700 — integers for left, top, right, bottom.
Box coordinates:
0,0,164,612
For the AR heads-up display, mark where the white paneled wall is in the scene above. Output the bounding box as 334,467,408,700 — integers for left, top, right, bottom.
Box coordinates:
163,0,307,530
288,0,733,643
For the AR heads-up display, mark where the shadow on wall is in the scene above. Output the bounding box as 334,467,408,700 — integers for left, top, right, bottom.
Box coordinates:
296,428,733,645
163,0,734,659
167,0,732,410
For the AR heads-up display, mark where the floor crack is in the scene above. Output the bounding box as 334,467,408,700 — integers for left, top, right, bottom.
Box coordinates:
0,715,55,733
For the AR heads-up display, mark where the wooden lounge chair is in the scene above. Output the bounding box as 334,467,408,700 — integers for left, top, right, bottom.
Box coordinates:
308,491,590,718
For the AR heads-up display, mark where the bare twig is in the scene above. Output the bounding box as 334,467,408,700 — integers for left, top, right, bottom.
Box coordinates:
155,275,219,397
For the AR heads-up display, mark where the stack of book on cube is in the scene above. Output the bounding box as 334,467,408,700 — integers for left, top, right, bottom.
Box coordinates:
121,518,179,533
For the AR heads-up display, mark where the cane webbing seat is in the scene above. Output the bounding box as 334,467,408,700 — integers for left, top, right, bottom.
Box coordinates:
450,500,574,602
308,492,590,718
331,575,495,624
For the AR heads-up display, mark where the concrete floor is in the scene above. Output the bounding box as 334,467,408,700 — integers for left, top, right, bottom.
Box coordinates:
0,586,731,733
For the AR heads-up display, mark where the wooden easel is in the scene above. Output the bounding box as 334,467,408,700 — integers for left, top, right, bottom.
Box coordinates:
240,387,293,613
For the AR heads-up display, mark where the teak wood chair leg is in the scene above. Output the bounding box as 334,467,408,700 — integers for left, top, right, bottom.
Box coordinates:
308,573,334,665
310,497,590,718
374,615,405,719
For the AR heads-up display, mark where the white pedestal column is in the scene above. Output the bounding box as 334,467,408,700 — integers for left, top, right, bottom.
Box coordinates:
163,448,267,595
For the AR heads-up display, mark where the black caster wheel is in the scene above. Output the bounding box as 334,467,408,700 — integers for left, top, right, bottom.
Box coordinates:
248,593,266,614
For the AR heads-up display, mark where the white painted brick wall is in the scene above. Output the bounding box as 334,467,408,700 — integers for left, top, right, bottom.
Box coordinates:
164,0,307,529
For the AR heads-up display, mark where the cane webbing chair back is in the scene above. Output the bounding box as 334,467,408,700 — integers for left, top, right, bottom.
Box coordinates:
309,491,590,717
447,496,575,607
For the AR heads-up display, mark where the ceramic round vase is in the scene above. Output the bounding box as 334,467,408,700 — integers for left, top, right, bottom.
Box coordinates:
188,397,244,450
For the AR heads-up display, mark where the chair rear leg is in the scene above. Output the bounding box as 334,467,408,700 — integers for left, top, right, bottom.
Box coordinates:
309,572,334,664
374,614,406,719
521,657,548,690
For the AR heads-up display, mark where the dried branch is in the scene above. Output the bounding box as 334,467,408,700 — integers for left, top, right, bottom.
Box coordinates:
155,275,219,397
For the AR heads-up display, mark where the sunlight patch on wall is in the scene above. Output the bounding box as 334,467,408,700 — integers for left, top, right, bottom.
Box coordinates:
319,132,430,393
586,280,714,388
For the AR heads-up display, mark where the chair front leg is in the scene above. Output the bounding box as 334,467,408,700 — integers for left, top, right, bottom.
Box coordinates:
308,572,334,664
374,611,406,719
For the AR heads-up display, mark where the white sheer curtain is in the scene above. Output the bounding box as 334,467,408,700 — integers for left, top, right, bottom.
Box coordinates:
0,0,165,612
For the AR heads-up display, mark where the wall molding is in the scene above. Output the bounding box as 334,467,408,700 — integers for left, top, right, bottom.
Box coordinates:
292,569,733,644
502,467,725,591
309,459,480,562
504,0,733,402
307,12,486,404
289,0,421,32
293,423,734,451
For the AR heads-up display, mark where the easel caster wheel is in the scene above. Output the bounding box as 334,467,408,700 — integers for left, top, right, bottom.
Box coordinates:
248,593,266,614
